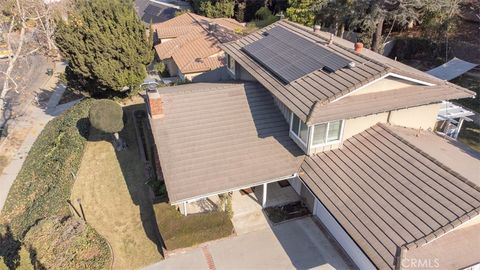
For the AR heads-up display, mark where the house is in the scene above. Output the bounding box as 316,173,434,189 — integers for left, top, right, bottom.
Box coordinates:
152,12,245,81
147,19,480,269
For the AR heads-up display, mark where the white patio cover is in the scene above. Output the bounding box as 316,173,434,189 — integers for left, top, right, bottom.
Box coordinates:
427,57,478,81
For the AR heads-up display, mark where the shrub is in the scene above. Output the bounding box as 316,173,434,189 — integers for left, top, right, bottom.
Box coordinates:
154,203,234,250
89,99,124,134
23,217,110,269
154,62,170,77
0,100,111,269
0,100,92,237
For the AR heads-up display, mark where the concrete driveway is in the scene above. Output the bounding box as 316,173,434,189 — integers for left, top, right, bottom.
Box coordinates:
143,217,354,270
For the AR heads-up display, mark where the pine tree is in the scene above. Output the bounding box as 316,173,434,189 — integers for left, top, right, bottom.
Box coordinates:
55,0,153,97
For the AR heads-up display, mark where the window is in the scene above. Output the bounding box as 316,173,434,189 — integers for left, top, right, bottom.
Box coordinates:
226,54,235,74
291,114,308,144
312,120,343,146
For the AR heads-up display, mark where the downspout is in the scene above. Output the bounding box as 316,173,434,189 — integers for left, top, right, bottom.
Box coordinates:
395,246,406,270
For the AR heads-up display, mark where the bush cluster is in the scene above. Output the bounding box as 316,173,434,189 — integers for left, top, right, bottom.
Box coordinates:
0,100,111,269
154,203,234,250
0,100,92,237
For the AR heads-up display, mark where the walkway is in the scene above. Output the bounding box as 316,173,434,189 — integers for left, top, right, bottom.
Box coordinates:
143,217,353,270
0,62,77,212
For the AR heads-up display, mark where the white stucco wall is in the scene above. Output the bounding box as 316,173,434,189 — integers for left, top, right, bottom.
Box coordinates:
313,197,376,269
349,76,419,96
389,103,441,131
342,112,390,140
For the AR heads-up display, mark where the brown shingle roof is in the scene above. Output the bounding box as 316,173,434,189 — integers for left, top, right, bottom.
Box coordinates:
299,123,480,269
153,13,245,74
221,20,475,123
150,82,304,203
308,85,473,124
152,12,244,39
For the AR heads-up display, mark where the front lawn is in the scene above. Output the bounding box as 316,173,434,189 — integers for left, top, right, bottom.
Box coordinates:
154,203,234,250
70,103,163,269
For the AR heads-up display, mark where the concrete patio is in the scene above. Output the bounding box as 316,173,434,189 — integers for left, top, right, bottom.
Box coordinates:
230,181,301,235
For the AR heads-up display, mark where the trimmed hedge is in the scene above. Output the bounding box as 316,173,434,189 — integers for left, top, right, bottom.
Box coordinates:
23,217,110,269
154,203,234,250
0,99,92,237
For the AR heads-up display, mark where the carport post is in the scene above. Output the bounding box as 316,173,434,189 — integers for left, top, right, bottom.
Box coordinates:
454,118,464,140
262,183,267,208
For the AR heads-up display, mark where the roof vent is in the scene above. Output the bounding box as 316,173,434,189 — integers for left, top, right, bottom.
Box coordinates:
322,66,335,73
208,22,218,33
347,62,356,68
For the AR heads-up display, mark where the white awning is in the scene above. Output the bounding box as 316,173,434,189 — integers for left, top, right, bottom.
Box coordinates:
427,57,478,81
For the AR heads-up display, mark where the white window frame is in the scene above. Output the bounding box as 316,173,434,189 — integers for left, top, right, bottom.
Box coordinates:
226,54,235,75
310,120,344,148
289,113,308,147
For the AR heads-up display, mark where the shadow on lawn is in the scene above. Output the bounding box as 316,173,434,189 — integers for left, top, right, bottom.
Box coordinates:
80,103,164,257
115,103,164,256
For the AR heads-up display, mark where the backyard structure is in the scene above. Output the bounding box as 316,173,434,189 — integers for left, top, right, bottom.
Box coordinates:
426,58,478,139
147,19,479,270
152,12,245,81
436,101,475,139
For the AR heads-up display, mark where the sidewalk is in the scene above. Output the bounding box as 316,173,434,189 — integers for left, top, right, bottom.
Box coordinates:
0,62,77,212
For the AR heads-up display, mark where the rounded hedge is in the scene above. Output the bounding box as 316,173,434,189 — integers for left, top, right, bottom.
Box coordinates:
89,99,124,133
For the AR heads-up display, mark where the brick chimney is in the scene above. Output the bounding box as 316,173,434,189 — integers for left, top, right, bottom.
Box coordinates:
354,42,363,53
313,25,321,33
148,92,164,119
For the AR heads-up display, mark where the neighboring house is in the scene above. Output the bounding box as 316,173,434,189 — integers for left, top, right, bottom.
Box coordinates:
147,19,480,269
152,12,244,81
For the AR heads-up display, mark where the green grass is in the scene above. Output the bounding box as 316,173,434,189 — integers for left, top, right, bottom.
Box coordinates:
0,100,92,237
458,121,480,152
23,217,110,270
70,104,163,269
0,100,111,269
154,203,234,250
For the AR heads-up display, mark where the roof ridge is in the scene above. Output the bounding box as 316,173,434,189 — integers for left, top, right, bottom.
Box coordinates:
376,123,480,249
280,20,391,70
158,81,259,95
277,20,396,103
279,19,478,99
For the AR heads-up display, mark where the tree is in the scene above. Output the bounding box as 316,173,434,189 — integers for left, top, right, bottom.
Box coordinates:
89,99,125,150
1,0,64,134
286,0,320,27
55,0,153,98
199,0,235,18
